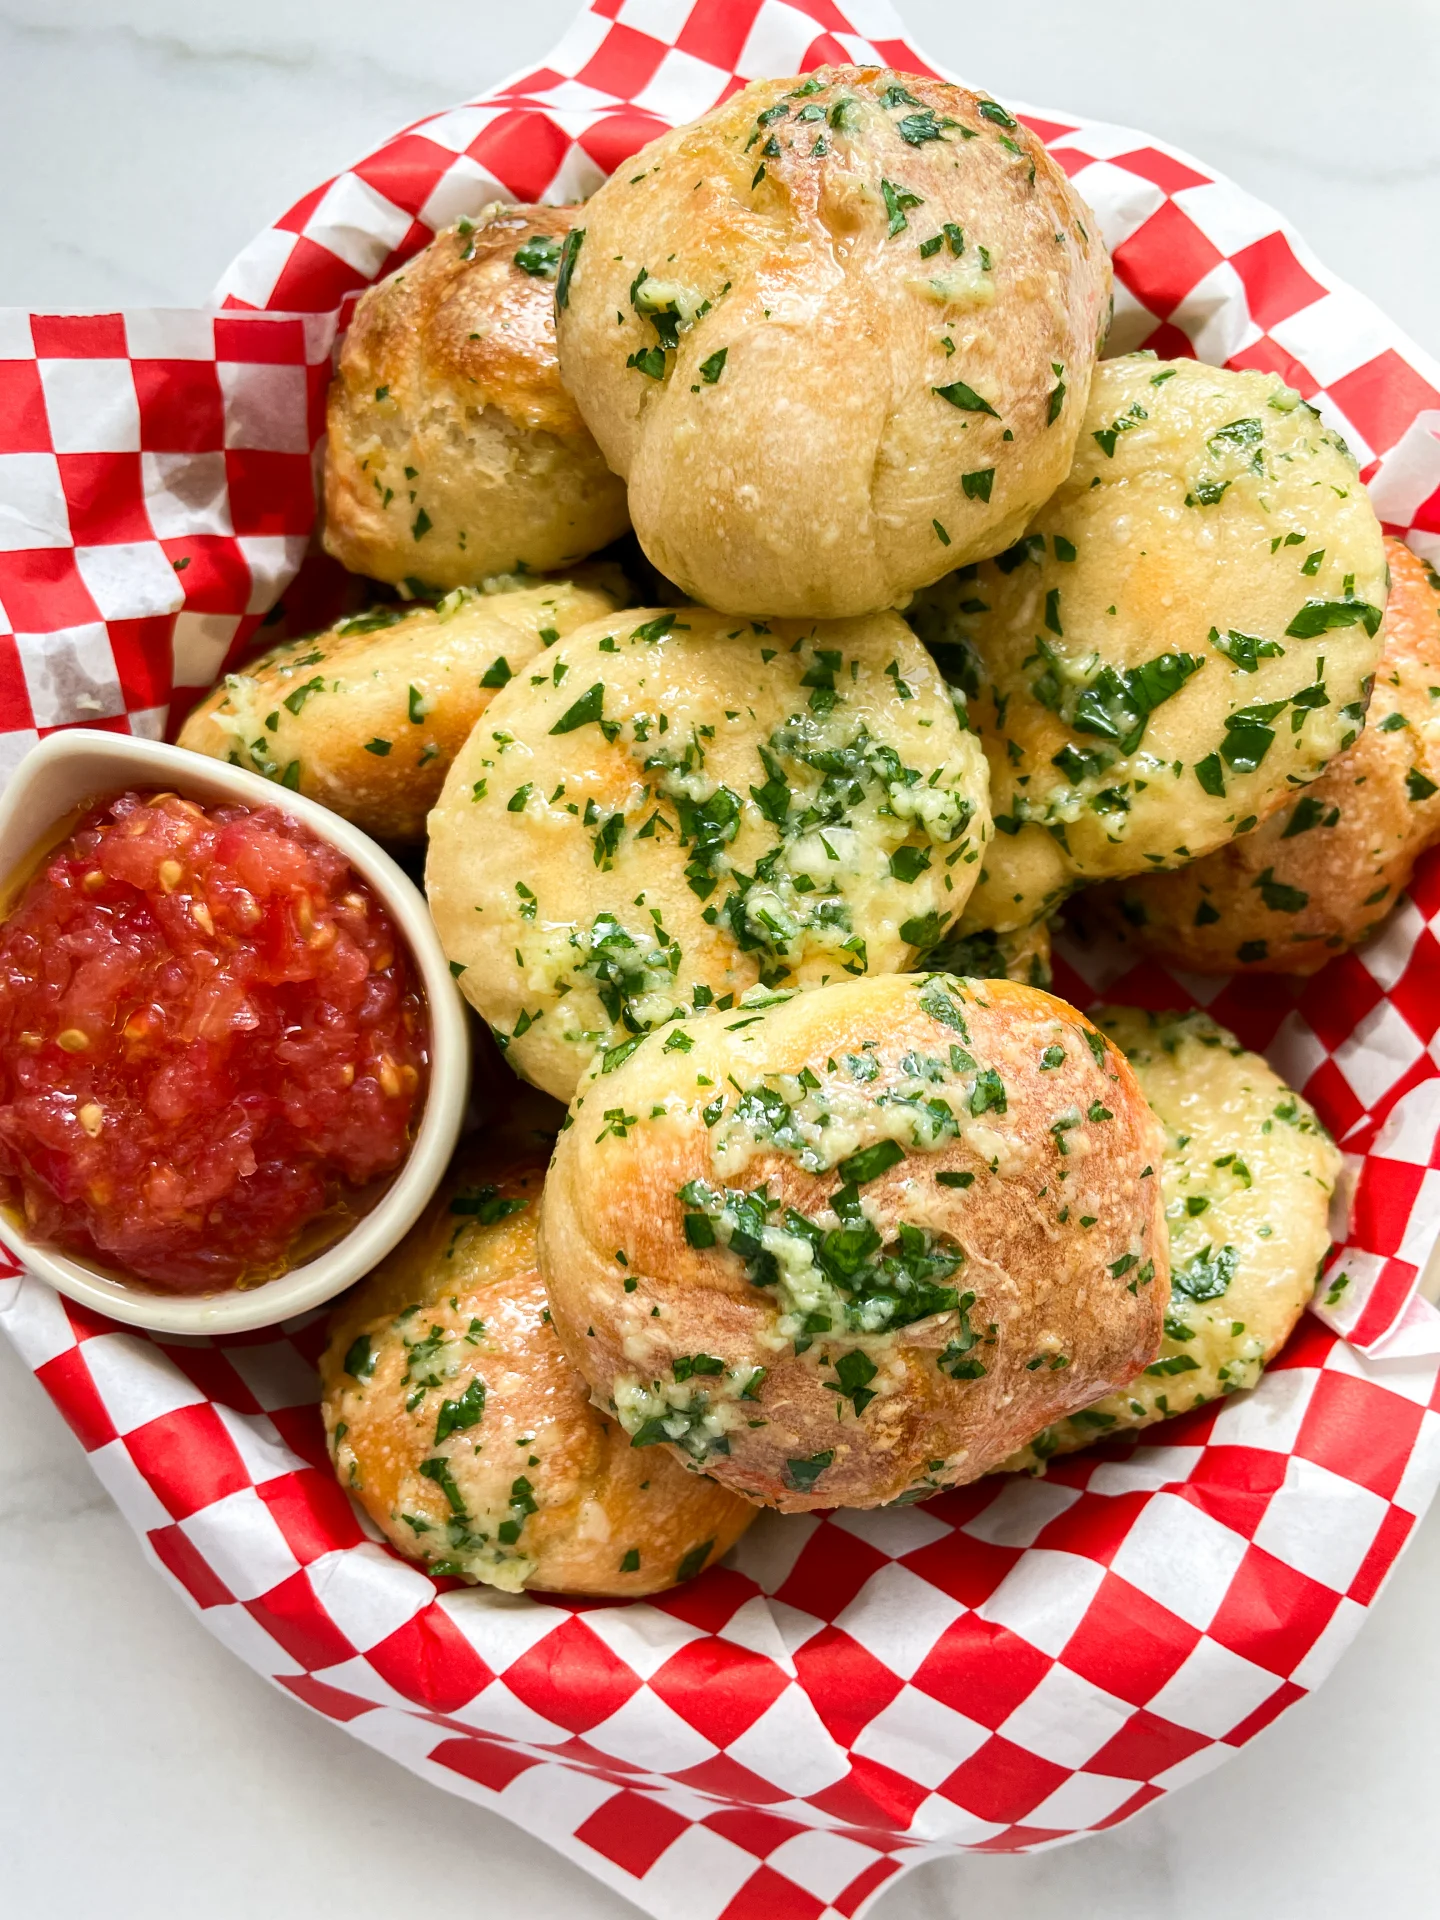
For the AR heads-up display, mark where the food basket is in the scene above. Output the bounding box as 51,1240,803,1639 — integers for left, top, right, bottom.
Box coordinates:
3,3,1440,1914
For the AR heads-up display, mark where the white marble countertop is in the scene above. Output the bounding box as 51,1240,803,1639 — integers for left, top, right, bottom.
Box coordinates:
1,3,1438,1916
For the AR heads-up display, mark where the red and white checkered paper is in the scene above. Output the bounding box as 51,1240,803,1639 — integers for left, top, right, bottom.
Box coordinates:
5,4,1440,1914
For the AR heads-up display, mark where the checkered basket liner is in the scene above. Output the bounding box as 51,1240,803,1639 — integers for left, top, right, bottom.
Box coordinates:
4,4,1440,1914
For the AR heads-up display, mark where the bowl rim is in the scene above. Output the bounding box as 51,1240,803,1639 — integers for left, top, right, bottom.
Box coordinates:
0,728,471,1335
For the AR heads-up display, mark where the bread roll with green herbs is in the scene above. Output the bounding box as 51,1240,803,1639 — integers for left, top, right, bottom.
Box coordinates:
324,204,629,590
918,354,1387,933
426,605,992,1100
554,67,1110,618
1090,539,1440,972
538,973,1168,1512
177,574,621,842
321,1138,754,1595
1005,1007,1339,1470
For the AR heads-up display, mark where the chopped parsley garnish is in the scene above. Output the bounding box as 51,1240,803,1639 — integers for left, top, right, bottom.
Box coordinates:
937,1292,986,1379
1172,1242,1238,1301
434,1377,486,1443
343,1335,376,1380
968,1068,1006,1116
283,676,324,716
680,1178,964,1338
890,845,932,883
881,178,924,235
826,1350,879,1415
337,606,407,636
918,976,968,1035
1209,627,1284,673
1255,868,1309,912
676,1540,714,1582
450,1186,528,1226
514,233,562,277
934,379,999,418
1195,753,1225,796
784,1450,834,1492
672,1353,725,1381
1285,595,1383,639
900,909,950,947
1221,700,1287,773
1046,364,1066,424
554,227,584,308
897,108,956,146
836,1138,906,1186
1092,402,1147,458
419,1456,467,1516
550,682,607,734
1037,648,1203,756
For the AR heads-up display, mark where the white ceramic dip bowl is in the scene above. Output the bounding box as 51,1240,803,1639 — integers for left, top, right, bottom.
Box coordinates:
0,729,470,1335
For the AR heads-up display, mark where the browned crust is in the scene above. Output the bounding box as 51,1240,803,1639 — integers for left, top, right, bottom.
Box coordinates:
319,1133,754,1595
1088,539,1440,973
539,973,1168,1512
322,205,629,586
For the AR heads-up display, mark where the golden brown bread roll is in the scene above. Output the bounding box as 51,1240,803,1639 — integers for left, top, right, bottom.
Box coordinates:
538,972,1168,1512
1086,540,1440,972
917,354,1388,934
554,68,1110,618
176,574,622,841
425,604,992,1100
323,205,630,589
320,1137,754,1595
1004,1006,1339,1469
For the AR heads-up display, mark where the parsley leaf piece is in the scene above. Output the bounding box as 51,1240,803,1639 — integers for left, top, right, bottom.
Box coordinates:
514,233,561,278
1172,1242,1238,1300
1285,596,1383,640
554,227,584,308
550,682,606,734
881,177,924,235
783,1449,835,1493
1255,868,1309,912
434,1377,486,1443
676,1540,715,1582
934,379,999,417
836,1139,906,1186
343,1335,376,1380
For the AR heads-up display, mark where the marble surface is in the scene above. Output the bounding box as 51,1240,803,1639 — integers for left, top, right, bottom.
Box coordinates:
1,3,1438,1916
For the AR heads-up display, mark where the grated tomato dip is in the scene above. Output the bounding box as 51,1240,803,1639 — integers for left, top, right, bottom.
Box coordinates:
0,790,428,1293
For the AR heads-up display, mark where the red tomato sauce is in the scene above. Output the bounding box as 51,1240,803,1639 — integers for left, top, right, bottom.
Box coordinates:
0,790,428,1293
